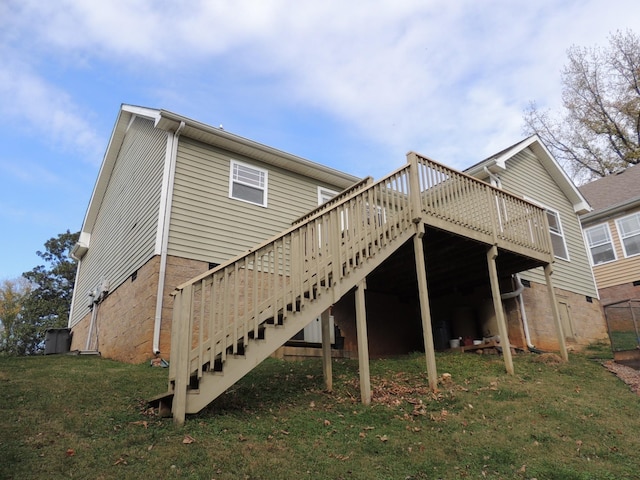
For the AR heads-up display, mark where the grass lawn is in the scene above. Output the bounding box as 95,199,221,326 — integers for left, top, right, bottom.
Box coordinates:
1,348,639,480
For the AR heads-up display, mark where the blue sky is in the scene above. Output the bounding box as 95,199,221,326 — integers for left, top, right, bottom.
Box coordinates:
1,0,639,280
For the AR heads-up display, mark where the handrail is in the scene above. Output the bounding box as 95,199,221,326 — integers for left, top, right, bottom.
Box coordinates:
169,153,554,410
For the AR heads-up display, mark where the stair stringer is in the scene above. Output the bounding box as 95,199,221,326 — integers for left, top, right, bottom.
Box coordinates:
182,227,417,415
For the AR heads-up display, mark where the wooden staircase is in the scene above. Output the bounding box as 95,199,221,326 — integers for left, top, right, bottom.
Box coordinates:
152,153,554,424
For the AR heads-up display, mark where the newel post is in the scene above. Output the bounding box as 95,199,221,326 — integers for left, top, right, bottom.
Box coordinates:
407,152,423,225
172,284,192,426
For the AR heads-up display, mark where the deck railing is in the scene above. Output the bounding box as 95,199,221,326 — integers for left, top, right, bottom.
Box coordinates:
168,153,553,407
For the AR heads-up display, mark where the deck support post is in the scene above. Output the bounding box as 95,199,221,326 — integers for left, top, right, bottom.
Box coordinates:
321,308,333,392
486,246,514,375
172,285,192,426
413,229,438,391
355,279,371,405
544,264,569,361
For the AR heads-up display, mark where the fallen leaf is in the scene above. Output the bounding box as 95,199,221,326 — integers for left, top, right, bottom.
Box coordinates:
182,435,196,444
130,420,148,429
65,449,75,457
377,435,388,442
359,432,366,438
323,419,331,426
113,457,127,465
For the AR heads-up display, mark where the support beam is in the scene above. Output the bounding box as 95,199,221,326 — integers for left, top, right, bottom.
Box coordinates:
413,231,438,391
321,308,333,392
544,264,569,361
355,280,371,405
486,246,514,375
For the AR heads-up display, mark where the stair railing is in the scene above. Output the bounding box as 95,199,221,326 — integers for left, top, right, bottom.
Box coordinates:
168,153,553,419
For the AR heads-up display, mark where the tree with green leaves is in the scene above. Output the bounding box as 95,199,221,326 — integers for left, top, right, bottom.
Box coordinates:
524,29,640,183
0,230,79,355
0,278,32,354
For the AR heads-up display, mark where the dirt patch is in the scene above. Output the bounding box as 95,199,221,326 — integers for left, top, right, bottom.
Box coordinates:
603,360,640,396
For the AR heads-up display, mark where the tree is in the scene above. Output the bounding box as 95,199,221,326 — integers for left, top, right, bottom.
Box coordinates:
0,230,79,355
0,278,32,354
524,29,640,183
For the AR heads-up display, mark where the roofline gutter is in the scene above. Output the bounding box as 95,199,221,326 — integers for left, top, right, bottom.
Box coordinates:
580,197,640,224
152,120,185,356
155,109,360,187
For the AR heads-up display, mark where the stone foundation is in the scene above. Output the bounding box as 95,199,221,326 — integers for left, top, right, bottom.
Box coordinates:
70,255,209,363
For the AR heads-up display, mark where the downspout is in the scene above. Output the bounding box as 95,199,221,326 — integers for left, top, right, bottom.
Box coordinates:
152,121,185,356
483,166,502,188
500,274,535,350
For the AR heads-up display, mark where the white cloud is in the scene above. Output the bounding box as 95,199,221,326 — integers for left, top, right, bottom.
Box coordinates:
4,0,640,173
0,60,103,164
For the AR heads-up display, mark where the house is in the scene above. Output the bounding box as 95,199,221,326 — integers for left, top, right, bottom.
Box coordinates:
68,106,608,423
67,105,360,363
462,136,607,352
578,164,640,304
578,165,640,356
326,136,607,360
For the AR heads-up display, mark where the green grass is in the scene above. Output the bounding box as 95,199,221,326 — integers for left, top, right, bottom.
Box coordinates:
608,330,639,351
1,351,639,479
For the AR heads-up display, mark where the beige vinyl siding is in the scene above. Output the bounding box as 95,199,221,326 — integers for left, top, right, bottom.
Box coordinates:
70,117,167,326
168,137,342,263
591,207,640,288
498,149,598,298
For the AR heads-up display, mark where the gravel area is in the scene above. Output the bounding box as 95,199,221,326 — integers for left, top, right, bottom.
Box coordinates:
603,360,640,396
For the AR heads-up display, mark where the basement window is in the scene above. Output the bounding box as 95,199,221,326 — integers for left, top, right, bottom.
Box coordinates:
208,262,220,271
131,270,138,282
229,160,268,207
586,296,593,303
520,279,531,288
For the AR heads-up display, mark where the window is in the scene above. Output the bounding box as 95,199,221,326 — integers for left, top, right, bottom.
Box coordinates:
229,160,268,207
546,209,569,260
585,223,616,265
318,187,339,205
616,212,640,257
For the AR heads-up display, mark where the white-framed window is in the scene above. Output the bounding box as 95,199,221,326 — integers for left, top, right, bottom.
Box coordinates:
229,160,268,207
616,212,640,258
584,223,616,265
545,208,569,261
318,187,339,205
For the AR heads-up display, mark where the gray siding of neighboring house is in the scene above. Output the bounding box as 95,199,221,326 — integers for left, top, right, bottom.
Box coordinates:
499,149,598,298
168,137,342,264
70,117,167,326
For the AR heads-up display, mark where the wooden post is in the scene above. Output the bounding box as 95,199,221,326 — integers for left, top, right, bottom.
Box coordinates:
321,308,333,392
486,246,514,375
544,264,569,361
355,279,371,405
172,284,192,425
413,231,438,391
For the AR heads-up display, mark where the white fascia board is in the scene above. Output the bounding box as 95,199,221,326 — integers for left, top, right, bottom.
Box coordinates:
527,138,592,215
80,105,162,235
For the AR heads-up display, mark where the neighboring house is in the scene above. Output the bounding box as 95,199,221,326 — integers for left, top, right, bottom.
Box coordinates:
579,164,640,304
68,105,360,363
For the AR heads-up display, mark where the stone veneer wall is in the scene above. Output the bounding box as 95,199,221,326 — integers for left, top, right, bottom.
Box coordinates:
513,282,608,351
70,255,209,363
